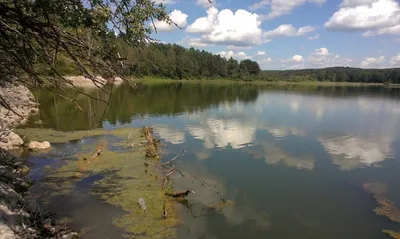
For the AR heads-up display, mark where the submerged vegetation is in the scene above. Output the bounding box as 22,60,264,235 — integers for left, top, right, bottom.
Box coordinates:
19,126,234,238
363,183,400,238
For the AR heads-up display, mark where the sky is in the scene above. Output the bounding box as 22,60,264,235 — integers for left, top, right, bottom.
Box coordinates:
150,0,400,70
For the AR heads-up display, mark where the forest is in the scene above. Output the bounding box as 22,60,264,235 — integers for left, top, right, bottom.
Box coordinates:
53,36,400,84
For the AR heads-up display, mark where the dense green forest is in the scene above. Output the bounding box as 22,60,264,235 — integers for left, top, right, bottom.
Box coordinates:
54,36,400,84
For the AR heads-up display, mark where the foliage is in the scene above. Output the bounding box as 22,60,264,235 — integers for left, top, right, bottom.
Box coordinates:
57,39,400,83
261,67,400,83
0,0,170,108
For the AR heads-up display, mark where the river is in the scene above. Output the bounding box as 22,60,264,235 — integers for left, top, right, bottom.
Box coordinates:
21,82,400,239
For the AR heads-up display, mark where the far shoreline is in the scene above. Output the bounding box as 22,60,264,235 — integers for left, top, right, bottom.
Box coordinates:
135,77,399,87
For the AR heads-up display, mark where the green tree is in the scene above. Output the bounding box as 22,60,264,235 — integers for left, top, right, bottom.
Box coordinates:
0,0,170,108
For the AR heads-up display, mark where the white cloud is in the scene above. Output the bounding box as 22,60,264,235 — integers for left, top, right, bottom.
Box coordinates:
260,0,326,20
307,47,354,68
186,7,218,34
196,0,216,8
292,55,304,62
227,45,252,50
153,0,178,4
186,117,256,149
363,25,400,36
325,0,400,35
218,50,252,60
249,0,270,11
186,7,263,46
391,54,400,66
319,135,392,170
308,33,320,40
261,143,315,170
257,51,266,56
154,10,188,32
281,55,304,69
360,56,386,68
264,24,315,38
180,37,214,47
154,125,185,145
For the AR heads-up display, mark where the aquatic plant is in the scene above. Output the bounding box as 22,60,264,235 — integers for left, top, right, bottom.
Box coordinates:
383,230,400,239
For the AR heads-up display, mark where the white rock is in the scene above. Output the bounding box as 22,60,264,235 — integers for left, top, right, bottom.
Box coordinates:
0,132,24,150
27,141,51,150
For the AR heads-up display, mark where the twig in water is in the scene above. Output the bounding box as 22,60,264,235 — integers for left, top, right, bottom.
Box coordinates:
162,150,186,166
192,175,225,202
159,143,168,155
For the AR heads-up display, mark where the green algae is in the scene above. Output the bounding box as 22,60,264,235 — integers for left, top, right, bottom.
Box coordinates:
36,127,180,239
15,127,141,144
383,230,400,239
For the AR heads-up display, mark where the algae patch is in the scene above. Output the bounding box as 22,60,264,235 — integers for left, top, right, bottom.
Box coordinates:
383,230,400,239
37,127,180,238
363,183,400,239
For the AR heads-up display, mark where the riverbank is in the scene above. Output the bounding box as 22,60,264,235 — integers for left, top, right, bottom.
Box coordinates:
0,83,77,238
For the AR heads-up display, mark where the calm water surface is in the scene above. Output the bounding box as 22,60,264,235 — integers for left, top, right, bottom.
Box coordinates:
26,83,400,239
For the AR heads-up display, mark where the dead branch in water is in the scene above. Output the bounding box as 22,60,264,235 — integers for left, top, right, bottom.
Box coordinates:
162,150,186,166
76,140,105,175
165,190,195,198
162,167,175,190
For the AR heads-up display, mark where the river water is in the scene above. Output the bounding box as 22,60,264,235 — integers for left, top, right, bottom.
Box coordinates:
24,82,400,239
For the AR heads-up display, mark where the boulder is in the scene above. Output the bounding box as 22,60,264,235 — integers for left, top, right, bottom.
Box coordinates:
0,132,24,150
27,141,51,150
0,83,38,129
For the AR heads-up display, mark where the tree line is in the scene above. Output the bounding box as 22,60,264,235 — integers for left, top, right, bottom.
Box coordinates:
54,36,400,84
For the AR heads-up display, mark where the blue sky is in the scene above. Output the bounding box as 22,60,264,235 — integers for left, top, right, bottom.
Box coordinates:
150,0,400,70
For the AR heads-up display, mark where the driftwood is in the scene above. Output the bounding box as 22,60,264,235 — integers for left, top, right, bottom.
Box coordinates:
141,126,159,158
76,140,105,175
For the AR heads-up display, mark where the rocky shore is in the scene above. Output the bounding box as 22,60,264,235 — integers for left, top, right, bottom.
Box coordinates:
0,83,75,239
0,83,38,151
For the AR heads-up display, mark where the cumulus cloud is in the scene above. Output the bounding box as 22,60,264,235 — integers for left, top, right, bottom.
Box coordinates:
363,25,400,36
281,55,304,69
257,51,266,56
308,33,320,40
260,0,326,20
186,117,256,149
391,54,400,67
154,125,185,145
186,7,263,46
218,51,252,60
318,135,392,170
261,143,315,170
292,55,304,62
360,56,386,68
264,25,315,38
154,10,188,32
325,0,400,36
180,37,214,48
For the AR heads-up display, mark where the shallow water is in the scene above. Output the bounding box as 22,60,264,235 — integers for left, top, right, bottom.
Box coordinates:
24,83,400,238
